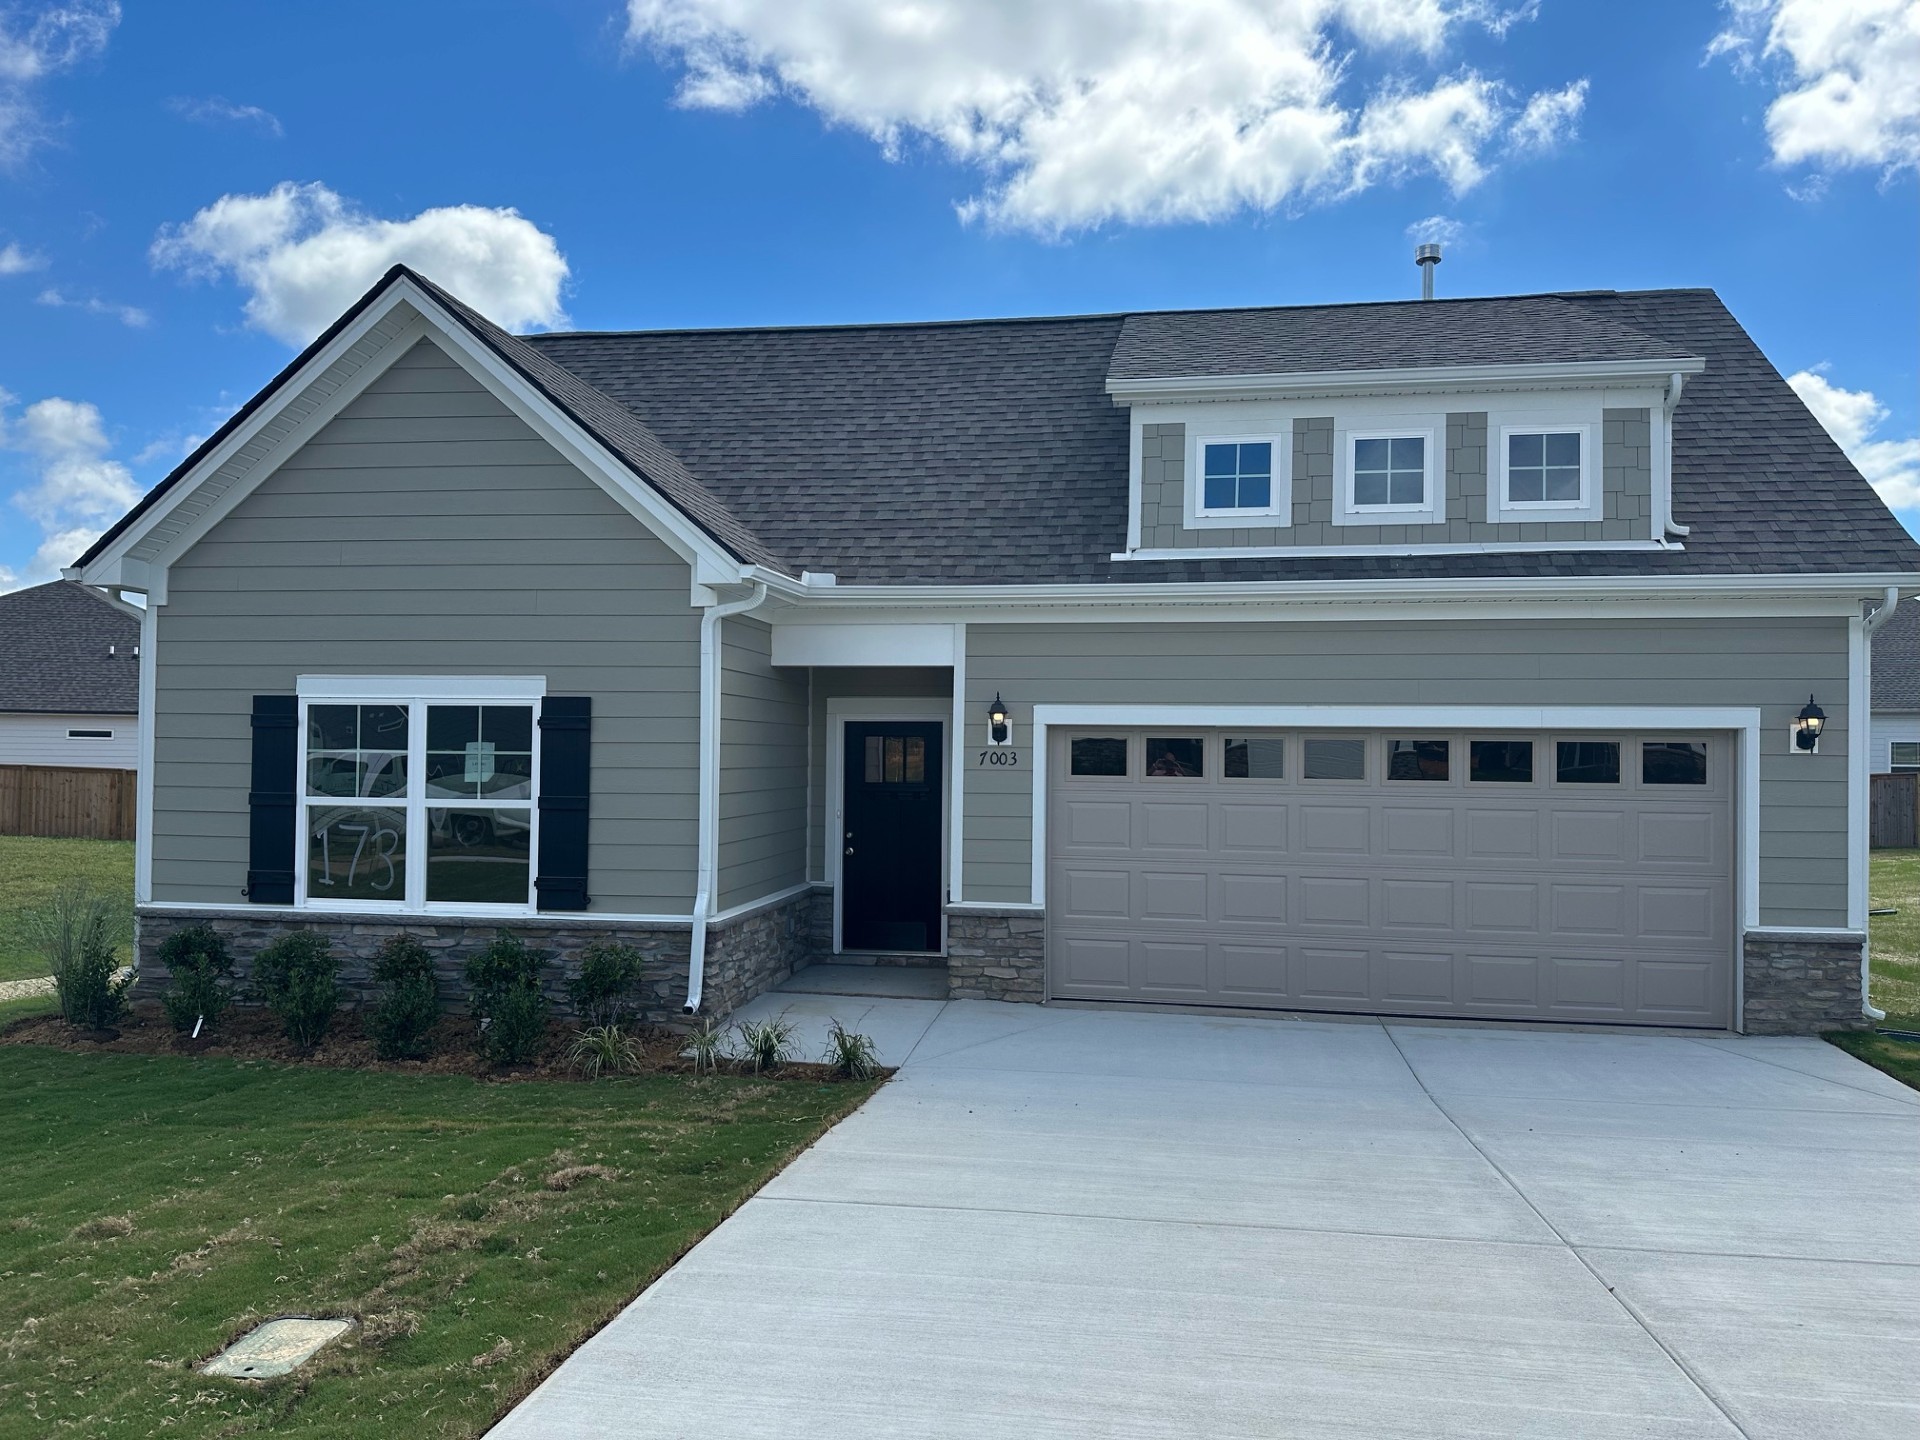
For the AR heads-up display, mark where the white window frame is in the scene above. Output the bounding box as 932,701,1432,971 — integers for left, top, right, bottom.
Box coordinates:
1890,741,1920,774
1186,429,1291,528
293,675,546,917
1335,424,1444,526
1490,421,1600,523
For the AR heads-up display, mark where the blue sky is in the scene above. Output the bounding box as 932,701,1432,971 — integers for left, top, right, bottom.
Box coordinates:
1,0,1915,587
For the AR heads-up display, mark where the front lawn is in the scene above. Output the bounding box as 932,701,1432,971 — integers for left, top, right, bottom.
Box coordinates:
0,1046,874,1438
0,835,135,982
1831,848,1920,1090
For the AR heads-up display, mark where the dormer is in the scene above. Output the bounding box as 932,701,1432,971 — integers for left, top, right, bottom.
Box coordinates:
1106,296,1705,560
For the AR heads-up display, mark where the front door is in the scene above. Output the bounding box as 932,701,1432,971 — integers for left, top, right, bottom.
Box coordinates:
841,722,943,952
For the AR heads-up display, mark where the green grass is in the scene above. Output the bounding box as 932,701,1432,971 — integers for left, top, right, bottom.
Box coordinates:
0,836,134,982
0,1047,875,1437
1835,849,1920,1090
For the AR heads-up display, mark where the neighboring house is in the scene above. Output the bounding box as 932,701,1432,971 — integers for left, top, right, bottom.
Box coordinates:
73,267,1918,1035
1870,596,1920,775
0,580,142,770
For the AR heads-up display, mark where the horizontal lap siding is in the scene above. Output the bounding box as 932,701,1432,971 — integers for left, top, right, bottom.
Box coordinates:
963,616,1851,928
717,616,808,911
0,713,140,769
152,336,701,913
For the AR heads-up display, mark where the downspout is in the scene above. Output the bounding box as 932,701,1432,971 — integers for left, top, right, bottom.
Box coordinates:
1860,585,1901,1022
685,580,768,1015
1658,371,1690,538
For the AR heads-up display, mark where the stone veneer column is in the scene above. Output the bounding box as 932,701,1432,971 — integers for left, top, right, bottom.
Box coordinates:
1741,931,1870,1035
945,906,1045,1002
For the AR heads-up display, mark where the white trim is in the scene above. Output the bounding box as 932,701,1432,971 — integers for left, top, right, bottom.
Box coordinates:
771,623,956,667
1126,416,1144,553
825,697,951,955
293,687,543,917
945,900,1046,914
1336,424,1444,527
1186,430,1291,527
1743,925,1867,939
136,899,698,927
1489,422,1600,524
1026,704,1762,948
1115,540,1674,562
949,623,967,906
134,599,157,906
1848,611,1869,931
709,881,817,927
297,674,547,701
1105,354,1707,404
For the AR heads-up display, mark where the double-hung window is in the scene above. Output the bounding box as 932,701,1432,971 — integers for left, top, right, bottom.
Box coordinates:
1188,432,1289,526
1336,425,1443,525
297,677,543,913
1489,422,1598,522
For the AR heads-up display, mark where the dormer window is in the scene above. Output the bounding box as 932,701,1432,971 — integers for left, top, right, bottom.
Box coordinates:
1487,420,1599,523
1335,423,1444,526
1186,429,1290,527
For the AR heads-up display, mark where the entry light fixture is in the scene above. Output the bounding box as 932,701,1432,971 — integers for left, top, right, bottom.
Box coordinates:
1793,695,1826,752
987,693,1012,746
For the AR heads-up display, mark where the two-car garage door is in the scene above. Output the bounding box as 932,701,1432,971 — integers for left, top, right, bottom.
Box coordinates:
1047,729,1733,1027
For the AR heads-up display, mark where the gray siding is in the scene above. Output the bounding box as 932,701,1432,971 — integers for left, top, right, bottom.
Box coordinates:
962,616,1851,927
1139,412,1652,549
718,615,809,911
152,336,703,913
806,667,953,880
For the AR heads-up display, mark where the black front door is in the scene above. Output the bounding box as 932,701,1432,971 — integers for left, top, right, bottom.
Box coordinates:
842,722,943,952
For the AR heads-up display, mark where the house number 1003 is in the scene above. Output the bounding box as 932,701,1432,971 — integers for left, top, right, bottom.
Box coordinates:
977,750,1021,767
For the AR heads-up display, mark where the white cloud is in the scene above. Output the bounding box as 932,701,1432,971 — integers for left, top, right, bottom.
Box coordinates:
625,0,1587,232
35,285,147,325
1404,213,1465,246
151,181,570,344
1788,367,1920,515
1508,77,1588,153
1710,0,1920,174
0,390,142,586
0,1,118,168
167,94,283,137
0,240,45,273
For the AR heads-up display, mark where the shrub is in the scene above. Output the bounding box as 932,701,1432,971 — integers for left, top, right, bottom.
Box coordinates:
464,931,550,1066
252,931,341,1049
734,1012,797,1075
566,1024,640,1080
26,883,132,1032
367,933,441,1061
157,923,235,1034
685,1016,727,1076
822,1020,881,1081
565,941,645,1029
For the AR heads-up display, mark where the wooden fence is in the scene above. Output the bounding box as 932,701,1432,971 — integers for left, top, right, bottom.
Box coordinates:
1871,772,1920,849
0,764,136,842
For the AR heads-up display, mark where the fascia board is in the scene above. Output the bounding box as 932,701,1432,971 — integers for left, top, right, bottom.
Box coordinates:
1105,355,1708,404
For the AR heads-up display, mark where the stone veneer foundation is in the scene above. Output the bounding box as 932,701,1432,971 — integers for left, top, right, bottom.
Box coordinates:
945,906,1045,1002
135,887,818,1024
1741,931,1870,1035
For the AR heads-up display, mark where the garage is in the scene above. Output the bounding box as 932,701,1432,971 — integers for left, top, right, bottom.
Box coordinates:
1047,728,1734,1026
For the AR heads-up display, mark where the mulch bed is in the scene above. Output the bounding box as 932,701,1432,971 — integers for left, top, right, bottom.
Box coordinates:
0,1000,876,1084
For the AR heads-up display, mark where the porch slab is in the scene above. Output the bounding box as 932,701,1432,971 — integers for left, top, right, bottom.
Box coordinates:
777,963,949,1001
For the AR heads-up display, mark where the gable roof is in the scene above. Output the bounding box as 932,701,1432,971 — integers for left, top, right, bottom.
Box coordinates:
1108,294,1698,380
78,275,1920,591
1874,598,1920,711
0,581,140,715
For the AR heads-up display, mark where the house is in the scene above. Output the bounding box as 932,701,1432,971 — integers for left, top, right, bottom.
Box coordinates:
0,579,142,771
1870,596,1919,774
72,266,1918,1034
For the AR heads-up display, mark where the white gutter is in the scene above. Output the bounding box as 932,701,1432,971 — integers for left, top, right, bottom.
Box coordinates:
685,580,768,1015
1104,354,1706,403
1860,585,1901,1022
1658,371,1690,537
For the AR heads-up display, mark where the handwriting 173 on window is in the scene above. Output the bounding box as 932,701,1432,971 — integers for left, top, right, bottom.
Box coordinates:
977,750,1020,767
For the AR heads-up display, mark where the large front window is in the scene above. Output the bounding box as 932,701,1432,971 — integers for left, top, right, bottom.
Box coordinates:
299,681,541,912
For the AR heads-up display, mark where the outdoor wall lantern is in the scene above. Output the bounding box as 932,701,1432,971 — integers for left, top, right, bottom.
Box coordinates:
987,693,1013,747
1793,695,1826,753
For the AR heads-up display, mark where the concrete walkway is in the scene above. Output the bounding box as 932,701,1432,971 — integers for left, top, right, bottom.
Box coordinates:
494,1000,1920,1439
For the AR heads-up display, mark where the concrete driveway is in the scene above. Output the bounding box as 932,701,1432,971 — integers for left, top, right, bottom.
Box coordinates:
494,1000,1920,1439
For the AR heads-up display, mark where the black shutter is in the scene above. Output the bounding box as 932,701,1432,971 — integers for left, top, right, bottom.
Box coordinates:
535,696,591,911
246,695,298,904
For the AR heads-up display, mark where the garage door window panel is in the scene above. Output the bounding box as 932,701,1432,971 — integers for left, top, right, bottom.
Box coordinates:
1069,736,1130,778
1224,736,1287,780
1555,740,1621,785
1303,736,1367,782
1388,739,1450,782
1470,740,1535,784
1144,737,1205,778
1644,741,1708,786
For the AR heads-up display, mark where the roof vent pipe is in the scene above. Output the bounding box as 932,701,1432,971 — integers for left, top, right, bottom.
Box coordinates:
1415,243,1442,300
